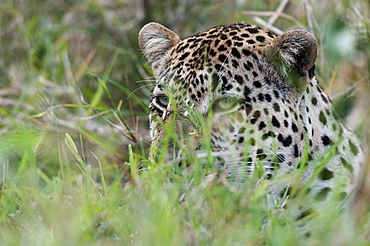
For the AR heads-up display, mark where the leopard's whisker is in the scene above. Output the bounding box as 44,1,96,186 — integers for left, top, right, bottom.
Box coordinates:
127,83,156,99
135,77,156,83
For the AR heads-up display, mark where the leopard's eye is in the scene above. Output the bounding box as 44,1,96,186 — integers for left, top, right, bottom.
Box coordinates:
156,96,169,108
212,98,239,112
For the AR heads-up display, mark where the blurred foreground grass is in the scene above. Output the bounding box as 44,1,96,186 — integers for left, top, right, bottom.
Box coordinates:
0,0,369,245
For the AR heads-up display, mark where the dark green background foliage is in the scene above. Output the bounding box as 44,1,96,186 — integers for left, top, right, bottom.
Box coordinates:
0,0,369,245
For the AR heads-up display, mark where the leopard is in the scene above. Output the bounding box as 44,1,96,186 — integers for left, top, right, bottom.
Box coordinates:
138,22,364,219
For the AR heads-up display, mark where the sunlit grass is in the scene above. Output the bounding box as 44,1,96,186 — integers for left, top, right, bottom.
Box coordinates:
1,131,368,245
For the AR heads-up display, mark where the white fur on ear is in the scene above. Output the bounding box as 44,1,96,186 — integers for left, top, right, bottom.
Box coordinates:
261,29,318,92
138,22,181,76
272,29,317,76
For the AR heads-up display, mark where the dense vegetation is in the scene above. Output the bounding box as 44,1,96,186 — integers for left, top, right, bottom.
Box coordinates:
0,0,369,244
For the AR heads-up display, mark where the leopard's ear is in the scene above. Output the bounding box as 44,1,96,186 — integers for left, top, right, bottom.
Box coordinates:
261,29,318,92
139,22,181,76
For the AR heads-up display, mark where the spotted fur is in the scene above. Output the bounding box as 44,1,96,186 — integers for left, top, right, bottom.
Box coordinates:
139,22,363,217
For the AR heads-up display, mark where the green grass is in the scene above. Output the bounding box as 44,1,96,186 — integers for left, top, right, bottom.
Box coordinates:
0,0,369,245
